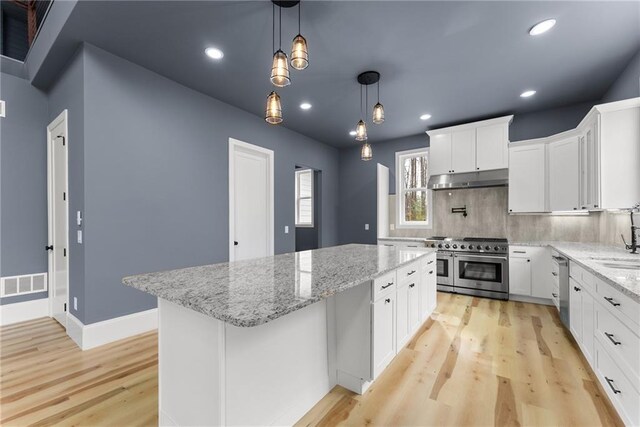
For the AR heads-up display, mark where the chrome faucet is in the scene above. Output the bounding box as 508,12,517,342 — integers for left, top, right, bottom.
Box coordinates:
621,202,640,254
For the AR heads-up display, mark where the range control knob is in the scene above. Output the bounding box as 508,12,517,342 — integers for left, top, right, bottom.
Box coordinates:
445,244,450,249
452,244,458,249
460,245,466,249
485,245,491,250
430,243,436,248
468,245,474,250
438,244,443,248
494,246,500,251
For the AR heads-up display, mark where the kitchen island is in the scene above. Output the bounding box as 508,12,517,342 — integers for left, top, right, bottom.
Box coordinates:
124,244,437,426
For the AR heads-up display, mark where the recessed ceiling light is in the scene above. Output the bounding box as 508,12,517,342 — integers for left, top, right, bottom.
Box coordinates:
300,102,312,110
349,130,357,136
205,47,224,60
520,90,536,98
420,114,432,121
529,19,556,36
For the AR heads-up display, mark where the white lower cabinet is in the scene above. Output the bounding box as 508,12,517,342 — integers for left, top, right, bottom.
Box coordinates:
509,256,531,296
509,246,552,301
335,253,437,394
372,290,396,378
569,261,639,426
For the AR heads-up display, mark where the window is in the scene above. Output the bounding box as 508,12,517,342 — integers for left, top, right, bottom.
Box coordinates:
295,169,314,227
396,148,432,228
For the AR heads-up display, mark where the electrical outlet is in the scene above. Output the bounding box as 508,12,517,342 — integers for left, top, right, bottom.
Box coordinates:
390,224,395,231
0,100,5,117
73,297,78,311
365,224,369,231
284,226,289,234
77,230,83,244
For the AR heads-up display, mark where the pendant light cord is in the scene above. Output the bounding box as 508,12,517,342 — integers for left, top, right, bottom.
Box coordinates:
365,85,369,119
298,1,301,34
272,2,275,53
360,85,363,119
279,5,282,50
377,81,380,103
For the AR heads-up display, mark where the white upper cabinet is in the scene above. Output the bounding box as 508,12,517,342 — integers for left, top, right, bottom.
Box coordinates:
451,129,476,173
476,124,509,171
427,116,513,176
509,143,546,213
429,134,453,175
548,136,581,212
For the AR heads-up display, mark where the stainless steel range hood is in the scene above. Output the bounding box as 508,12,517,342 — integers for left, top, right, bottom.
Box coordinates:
427,169,508,190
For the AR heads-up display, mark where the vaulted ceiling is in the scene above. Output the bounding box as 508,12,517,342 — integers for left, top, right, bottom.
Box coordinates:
36,1,640,147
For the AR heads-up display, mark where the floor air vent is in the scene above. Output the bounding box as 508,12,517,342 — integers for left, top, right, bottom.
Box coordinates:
1,273,48,297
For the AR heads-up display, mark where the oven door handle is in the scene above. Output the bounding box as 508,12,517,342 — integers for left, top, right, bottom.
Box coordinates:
454,255,508,262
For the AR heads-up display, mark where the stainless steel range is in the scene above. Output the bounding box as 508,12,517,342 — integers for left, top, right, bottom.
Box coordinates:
425,237,509,300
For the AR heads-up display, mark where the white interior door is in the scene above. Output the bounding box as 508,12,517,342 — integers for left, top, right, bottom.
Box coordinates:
376,164,389,239
47,111,69,327
229,139,274,262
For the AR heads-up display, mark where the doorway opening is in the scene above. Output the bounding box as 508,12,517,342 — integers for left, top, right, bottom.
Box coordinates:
294,166,321,252
47,110,69,327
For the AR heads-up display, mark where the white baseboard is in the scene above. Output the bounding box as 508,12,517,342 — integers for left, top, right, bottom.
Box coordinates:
67,308,158,350
0,298,49,326
509,294,554,306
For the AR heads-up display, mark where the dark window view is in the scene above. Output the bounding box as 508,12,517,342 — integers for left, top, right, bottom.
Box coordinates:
1,0,51,61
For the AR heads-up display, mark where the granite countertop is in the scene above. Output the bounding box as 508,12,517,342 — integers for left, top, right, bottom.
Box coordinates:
123,244,435,327
513,241,640,303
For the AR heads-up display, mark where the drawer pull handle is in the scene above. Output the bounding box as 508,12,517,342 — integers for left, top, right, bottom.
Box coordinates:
428,260,434,265
385,298,391,304
604,377,621,394
381,283,393,289
409,283,415,288
513,250,526,254
551,272,558,277
604,332,621,346
604,297,621,307
407,270,416,276
429,270,434,275
573,286,581,292
552,293,558,298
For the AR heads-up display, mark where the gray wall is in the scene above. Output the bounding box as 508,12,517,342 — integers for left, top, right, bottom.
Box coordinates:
0,72,49,305
601,48,640,103
78,44,339,324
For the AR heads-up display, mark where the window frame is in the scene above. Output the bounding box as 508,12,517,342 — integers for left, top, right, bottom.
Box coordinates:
395,148,433,229
295,169,314,228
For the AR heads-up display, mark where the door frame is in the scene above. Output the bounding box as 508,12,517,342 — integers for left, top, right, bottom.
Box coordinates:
228,138,275,262
47,110,70,324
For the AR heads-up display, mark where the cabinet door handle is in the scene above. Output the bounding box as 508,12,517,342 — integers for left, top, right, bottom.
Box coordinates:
385,298,391,304
604,377,621,394
428,260,434,265
381,283,393,289
552,293,558,298
551,272,558,277
409,283,415,288
604,332,621,346
429,270,434,275
604,297,621,307
573,286,581,292
407,270,416,276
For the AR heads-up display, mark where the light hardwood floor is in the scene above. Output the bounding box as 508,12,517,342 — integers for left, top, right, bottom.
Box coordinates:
297,293,623,427
1,294,622,426
0,318,158,426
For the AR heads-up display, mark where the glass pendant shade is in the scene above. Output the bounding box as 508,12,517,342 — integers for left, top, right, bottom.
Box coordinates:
270,50,291,87
372,102,385,124
361,143,373,161
355,120,368,141
290,34,309,70
265,91,283,125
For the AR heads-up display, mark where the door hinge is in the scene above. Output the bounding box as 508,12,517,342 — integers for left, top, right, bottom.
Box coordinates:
58,136,65,146
64,248,67,257
64,303,67,312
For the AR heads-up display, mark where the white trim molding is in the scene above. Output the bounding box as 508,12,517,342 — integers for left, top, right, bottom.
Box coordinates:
0,298,49,326
66,308,158,350
395,147,433,230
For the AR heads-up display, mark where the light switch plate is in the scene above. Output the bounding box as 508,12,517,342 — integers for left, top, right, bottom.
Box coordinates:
284,226,289,234
73,297,78,311
77,230,83,244
0,100,5,118
76,211,83,226
365,224,369,231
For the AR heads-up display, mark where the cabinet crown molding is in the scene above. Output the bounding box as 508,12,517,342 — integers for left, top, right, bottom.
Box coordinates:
426,115,514,137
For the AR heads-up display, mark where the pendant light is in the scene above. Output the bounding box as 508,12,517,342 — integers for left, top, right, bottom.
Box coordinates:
355,85,368,141
290,2,309,70
265,91,283,124
270,4,291,87
361,143,373,161
372,80,384,124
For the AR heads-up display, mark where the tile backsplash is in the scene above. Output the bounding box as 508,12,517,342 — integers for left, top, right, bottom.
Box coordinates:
388,187,632,246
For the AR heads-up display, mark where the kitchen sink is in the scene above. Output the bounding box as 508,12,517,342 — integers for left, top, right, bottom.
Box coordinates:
598,261,640,270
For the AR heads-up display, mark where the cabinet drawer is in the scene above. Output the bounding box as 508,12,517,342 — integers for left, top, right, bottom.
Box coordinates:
372,271,396,300
509,246,531,257
595,302,640,385
594,340,640,426
596,279,640,327
397,261,421,286
569,262,596,292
